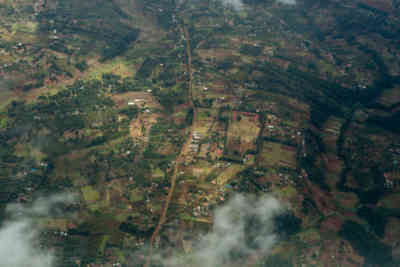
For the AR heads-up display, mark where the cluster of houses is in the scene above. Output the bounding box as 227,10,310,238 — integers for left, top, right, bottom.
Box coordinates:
263,114,303,146
188,184,230,218
127,97,153,113
192,205,209,217
127,98,145,106
278,172,296,186
384,172,400,190
189,131,202,152
216,162,232,168
215,187,228,203
53,230,68,238
389,146,400,155
134,237,145,248
34,0,46,14
384,174,394,189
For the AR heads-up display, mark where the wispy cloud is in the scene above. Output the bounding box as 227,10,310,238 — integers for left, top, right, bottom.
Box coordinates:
146,194,283,267
0,220,54,267
219,0,296,11
0,193,76,267
277,0,296,5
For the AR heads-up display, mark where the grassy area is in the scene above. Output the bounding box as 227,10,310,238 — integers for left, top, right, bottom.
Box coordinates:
216,164,245,185
88,200,108,212
197,108,215,121
298,228,321,242
129,189,144,202
83,57,136,81
82,185,100,203
260,141,297,167
14,143,46,161
0,90,16,111
180,213,212,223
229,114,259,139
378,85,400,107
98,235,110,256
226,112,260,156
193,121,214,136
152,167,164,178
379,193,400,210
277,185,297,199
192,160,215,181
39,218,69,231
12,21,38,34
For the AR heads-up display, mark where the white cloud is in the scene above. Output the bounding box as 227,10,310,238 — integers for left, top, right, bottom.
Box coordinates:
218,0,296,10
277,0,296,4
0,220,54,267
0,193,76,267
147,194,283,267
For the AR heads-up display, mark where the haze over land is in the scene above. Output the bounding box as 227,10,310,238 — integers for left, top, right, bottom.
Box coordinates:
149,194,283,267
0,0,399,266
0,194,75,267
221,0,296,10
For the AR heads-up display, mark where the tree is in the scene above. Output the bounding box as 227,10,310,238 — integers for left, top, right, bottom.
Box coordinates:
274,211,302,238
260,254,292,267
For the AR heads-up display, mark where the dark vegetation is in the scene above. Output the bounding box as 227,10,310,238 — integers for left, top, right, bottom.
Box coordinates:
119,222,155,238
231,167,271,193
274,211,302,239
136,58,160,80
260,254,292,267
240,44,263,57
38,0,140,60
339,220,392,266
299,129,329,191
357,206,388,238
152,83,188,111
367,112,400,134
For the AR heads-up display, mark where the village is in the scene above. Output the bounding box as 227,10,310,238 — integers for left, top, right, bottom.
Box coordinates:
0,0,400,266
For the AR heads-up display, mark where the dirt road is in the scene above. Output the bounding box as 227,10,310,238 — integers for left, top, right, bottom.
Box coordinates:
144,22,196,267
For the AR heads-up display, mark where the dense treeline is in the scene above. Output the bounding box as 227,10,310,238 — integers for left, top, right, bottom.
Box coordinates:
299,129,330,191
367,112,400,134
251,62,353,122
38,0,140,60
339,220,392,266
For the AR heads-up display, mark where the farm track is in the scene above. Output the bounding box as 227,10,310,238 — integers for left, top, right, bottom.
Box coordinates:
144,21,196,267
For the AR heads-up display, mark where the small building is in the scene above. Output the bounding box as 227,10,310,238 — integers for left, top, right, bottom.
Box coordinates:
190,144,199,152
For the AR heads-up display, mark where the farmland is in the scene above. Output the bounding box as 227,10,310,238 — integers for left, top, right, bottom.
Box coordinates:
0,0,400,266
